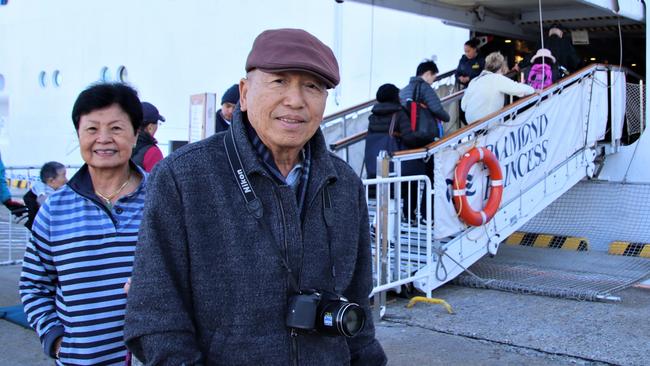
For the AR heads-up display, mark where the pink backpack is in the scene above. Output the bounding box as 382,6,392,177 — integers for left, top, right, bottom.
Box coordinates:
527,63,553,89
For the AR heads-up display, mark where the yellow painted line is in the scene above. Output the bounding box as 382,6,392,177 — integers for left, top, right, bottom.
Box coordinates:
6,179,30,189
506,232,525,245
640,246,650,258
608,242,628,255
506,232,588,251
533,234,553,247
562,237,583,251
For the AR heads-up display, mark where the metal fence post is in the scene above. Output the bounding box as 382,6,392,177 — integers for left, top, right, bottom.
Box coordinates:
641,80,645,135
373,151,391,321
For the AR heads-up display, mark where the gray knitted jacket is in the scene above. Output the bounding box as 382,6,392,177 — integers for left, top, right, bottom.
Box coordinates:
124,110,387,366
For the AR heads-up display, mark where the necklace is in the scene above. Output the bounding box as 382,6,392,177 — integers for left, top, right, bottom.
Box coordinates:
95,173,131,207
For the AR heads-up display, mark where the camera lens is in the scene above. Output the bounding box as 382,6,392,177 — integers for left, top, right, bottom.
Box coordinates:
318,301,366,337
341,305,364,335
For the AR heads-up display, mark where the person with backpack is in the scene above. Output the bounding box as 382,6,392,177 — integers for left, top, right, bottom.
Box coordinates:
365,84,437,178
527,48,557,90
461,52,535,124
399,60,450,140
132,101,165,172
371,83,436,224
544,24,581,75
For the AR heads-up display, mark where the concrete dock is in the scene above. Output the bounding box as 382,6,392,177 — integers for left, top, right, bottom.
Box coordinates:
2,263,648,365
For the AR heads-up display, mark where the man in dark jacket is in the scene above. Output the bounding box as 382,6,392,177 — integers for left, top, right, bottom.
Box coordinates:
366,84,434,222
124,28,387,366
399,60,450,123
544,25,581,75
131,102,165,172
215,84,240,133
365,83,435,178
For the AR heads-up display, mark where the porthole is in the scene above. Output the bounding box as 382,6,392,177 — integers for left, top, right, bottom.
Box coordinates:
100,66,111,82
117,65,128,82
52,70,62,87
38,71,47,88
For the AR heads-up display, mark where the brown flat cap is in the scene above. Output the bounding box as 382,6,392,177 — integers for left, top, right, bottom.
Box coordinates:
245,28,340,89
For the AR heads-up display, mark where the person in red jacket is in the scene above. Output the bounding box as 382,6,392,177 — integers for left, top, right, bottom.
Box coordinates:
132,102,165,172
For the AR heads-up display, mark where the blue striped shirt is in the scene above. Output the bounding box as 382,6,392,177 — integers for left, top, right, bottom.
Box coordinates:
20,164,146,366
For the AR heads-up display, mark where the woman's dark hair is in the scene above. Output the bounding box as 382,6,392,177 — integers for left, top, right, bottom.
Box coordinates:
416,60,439,76
40,161,65,183
464,38,480,49
71,83,142,133
376,83,400,103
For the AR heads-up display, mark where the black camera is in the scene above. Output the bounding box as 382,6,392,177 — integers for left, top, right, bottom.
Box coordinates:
286,290,365,337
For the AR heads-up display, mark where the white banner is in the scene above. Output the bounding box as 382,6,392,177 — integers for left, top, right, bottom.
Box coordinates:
433,77,607,238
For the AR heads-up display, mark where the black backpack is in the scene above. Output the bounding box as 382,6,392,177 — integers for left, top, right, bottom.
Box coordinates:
404,79,442,139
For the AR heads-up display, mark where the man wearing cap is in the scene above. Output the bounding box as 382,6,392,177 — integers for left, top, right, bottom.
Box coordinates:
543,24,581,75
132,102,165,172
215,83,240,133
124,28,387,365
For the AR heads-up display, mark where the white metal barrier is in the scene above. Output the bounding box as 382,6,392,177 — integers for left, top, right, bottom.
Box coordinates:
363,174,435,317
0,207,30,265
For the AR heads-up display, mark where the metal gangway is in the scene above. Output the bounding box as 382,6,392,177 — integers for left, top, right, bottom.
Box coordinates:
325,64,645,312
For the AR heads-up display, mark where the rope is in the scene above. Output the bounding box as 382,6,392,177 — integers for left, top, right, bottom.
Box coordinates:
367,0,375,99
406,296,455,314
537,0,547,88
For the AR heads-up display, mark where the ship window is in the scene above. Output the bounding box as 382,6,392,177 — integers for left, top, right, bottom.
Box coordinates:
52,70,62,87
117,66,128,82
0,74,5,91
38,71,47,88
100,67,111,82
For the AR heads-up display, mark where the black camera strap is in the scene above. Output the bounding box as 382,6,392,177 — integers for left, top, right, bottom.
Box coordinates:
225,128,339,295
321,185,338,294
224,128,300,293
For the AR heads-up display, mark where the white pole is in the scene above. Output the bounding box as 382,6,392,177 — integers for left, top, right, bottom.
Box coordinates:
640,79,645,135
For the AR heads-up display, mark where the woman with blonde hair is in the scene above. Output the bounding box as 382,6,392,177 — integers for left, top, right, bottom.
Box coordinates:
461,52,535,124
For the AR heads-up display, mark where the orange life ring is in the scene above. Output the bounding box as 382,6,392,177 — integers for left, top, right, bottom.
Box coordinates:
452,147,503,226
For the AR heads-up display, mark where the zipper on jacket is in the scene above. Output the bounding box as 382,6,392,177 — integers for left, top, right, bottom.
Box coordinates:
290,328,299,366
271,185,300,366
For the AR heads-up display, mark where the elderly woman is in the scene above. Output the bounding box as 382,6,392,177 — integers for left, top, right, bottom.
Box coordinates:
20,83,146,365
461,52,536,124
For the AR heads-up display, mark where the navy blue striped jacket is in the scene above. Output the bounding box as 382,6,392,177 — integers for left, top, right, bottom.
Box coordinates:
20,164,146,366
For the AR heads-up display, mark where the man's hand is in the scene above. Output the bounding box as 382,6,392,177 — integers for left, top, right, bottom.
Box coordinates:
3,199,28,218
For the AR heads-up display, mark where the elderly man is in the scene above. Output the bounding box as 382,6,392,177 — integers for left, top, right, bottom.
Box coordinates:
124,28,387,365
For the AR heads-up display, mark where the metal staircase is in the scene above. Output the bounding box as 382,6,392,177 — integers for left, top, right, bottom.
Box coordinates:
324,64,640,305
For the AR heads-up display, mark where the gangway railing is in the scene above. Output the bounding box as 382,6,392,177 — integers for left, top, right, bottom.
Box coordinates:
363,64,636,311
326,70,528,175
321,69,462,168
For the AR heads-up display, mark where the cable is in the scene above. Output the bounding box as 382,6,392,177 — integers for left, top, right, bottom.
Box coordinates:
537,0,547,88
367,0,375,99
